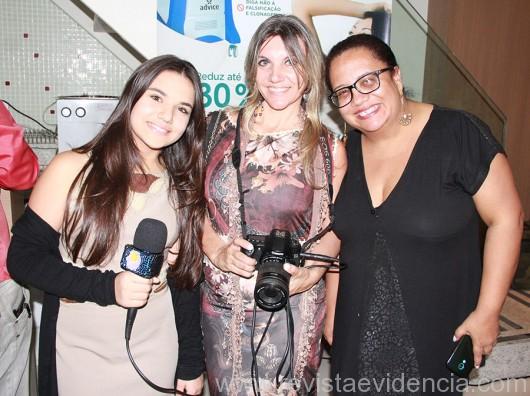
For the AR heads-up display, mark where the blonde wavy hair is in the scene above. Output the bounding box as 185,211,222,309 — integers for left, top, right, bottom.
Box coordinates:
243,14,325,185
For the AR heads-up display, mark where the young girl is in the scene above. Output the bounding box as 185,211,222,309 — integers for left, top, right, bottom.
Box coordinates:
8,55,206,396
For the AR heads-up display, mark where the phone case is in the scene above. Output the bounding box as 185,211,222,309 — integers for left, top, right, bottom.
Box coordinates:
446,335,475,378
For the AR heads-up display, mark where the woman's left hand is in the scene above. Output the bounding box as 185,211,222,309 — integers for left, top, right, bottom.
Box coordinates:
283,263,324,296
176,374,203,395
453,310,500,368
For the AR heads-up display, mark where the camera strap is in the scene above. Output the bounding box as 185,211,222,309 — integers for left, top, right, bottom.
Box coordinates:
232,110,248,238
231,110,334,248
301,134,335,252
204,110,223,161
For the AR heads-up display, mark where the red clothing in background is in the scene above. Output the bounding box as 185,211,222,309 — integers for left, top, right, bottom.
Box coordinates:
0,102,39,281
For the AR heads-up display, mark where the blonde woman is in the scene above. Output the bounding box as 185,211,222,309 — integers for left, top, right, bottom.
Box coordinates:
201,15,346,395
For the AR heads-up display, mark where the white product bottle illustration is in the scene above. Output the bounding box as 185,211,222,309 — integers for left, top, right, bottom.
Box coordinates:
158,0,241,57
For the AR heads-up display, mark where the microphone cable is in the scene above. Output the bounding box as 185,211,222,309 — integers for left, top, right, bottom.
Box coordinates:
121,219,190,394
125,316,191,395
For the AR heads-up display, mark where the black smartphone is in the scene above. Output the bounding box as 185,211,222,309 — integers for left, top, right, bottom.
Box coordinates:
446,335,484,378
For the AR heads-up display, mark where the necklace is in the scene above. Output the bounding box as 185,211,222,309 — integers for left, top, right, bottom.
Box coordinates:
248,101,307,136
247,124,302,138
244,129,300,157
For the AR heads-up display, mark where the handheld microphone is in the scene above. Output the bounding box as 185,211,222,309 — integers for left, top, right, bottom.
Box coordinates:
121,218,167,340
120,220,186,394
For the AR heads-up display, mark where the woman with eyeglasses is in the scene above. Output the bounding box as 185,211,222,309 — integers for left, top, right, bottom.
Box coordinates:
324,34,523,394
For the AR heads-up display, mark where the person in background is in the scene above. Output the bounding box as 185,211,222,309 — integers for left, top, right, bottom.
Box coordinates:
201,14,347,395
7,55,206,396
324,34,523,395
0,101,39,396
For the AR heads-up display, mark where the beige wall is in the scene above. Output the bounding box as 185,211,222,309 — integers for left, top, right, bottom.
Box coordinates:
425,0,530,219
1,190,27,229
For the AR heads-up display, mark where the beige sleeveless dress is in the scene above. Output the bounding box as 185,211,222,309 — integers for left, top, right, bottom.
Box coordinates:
56,172,179,395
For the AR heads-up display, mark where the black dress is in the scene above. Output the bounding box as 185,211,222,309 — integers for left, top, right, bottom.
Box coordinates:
331,107,504,395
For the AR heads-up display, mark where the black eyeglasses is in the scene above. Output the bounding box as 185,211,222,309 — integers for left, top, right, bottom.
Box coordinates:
329,67,394,108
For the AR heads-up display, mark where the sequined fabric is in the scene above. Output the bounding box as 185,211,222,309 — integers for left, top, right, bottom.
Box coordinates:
358,232,421,395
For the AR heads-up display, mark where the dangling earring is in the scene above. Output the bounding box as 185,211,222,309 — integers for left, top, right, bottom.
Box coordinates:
302,86,310,102
399,112,413,126
342,122,349,143
399,97,413,126
253,101,264,119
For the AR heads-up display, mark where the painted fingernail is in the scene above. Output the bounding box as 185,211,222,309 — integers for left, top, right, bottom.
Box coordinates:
452,335,457,342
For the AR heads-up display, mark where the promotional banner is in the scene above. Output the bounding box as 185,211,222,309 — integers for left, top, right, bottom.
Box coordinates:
157,0,392,130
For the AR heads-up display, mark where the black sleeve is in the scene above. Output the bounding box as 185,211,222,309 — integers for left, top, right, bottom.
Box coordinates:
7,207,117,305
170,282,205,380
454,111,505,195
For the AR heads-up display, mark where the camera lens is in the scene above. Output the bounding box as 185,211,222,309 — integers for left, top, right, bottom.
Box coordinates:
256,282,284,307
254,260,290,311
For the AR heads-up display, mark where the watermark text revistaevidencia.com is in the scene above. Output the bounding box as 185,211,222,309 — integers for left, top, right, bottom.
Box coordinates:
212,373,527,394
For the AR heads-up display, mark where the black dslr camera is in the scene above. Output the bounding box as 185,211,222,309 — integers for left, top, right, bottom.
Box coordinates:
242,229,302,311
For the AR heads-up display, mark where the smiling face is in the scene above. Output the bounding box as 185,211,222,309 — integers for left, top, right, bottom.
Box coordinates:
130,70,195,158
329,47,403,134
255,35,307,113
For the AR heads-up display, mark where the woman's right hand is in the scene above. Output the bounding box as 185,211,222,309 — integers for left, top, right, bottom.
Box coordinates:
212,238,257,278
114,271,157,308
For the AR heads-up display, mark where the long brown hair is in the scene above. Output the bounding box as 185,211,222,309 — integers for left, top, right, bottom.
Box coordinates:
63,55,206,288
243,14,325,185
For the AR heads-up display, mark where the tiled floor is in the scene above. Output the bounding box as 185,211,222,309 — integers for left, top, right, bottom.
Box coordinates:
464,378,530,395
